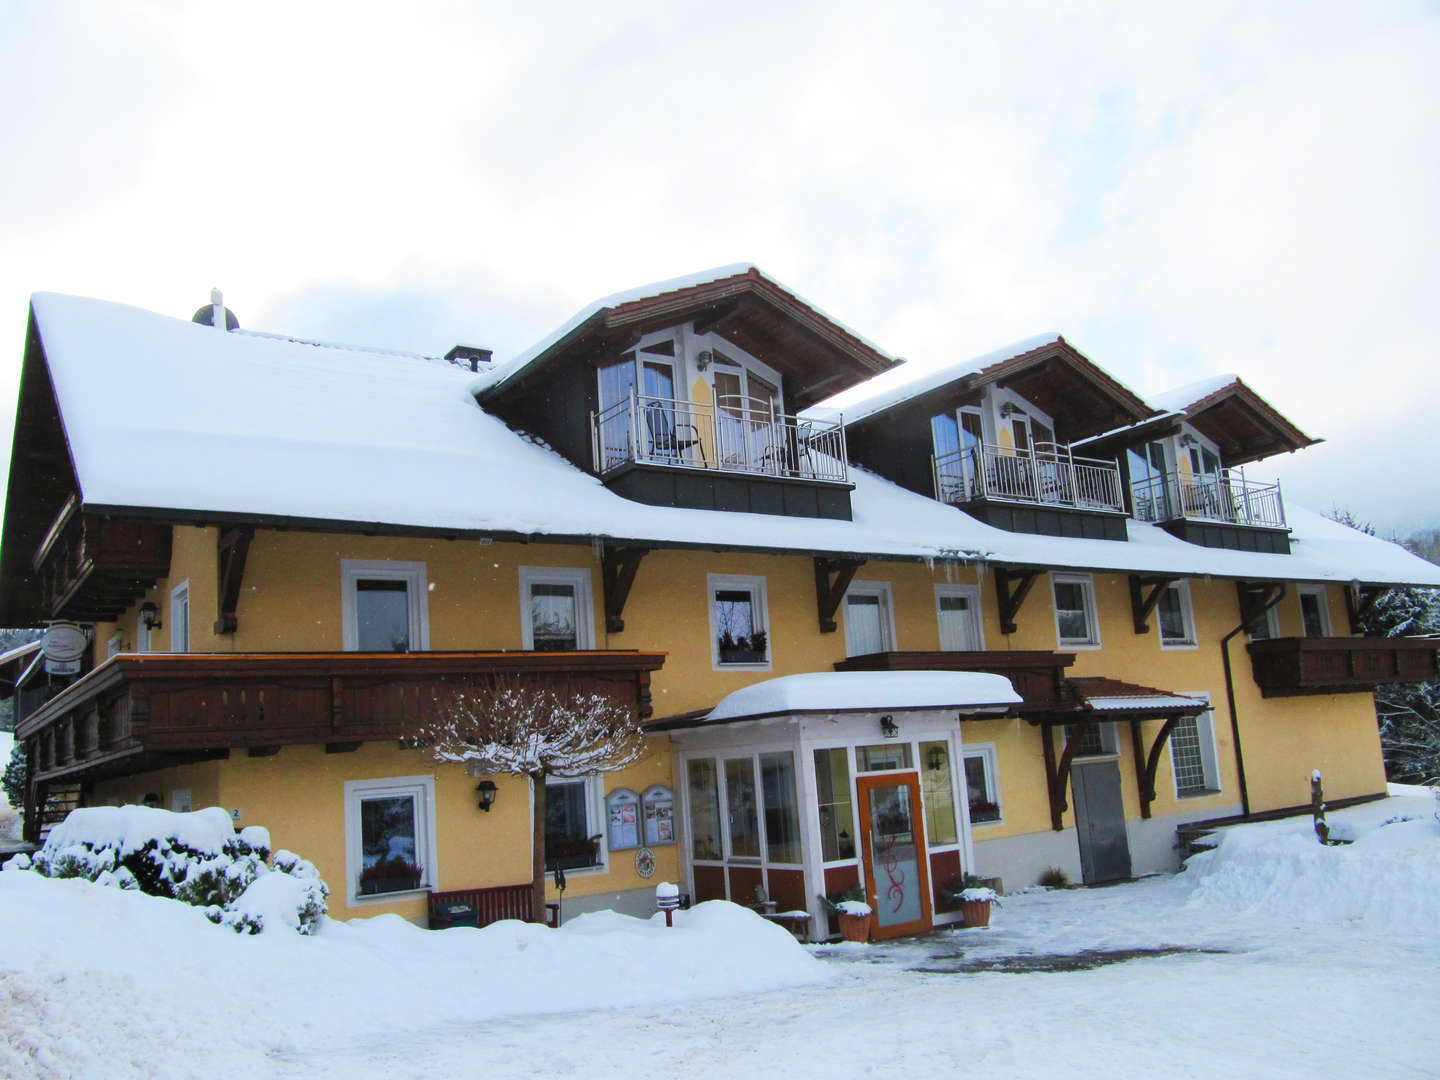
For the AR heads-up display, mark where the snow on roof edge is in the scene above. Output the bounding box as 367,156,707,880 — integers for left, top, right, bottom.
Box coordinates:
704,671,1022,724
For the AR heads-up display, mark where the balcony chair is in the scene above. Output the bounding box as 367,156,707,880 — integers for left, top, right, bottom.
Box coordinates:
644,404,707,467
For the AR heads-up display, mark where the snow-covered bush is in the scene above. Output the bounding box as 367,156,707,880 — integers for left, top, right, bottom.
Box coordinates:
8,805,327,934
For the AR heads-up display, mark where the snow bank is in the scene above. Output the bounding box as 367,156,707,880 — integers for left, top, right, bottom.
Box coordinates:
1182,787,1440,935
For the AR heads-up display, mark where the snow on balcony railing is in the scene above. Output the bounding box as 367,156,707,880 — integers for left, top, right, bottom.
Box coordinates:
1131,469,1286,529
591,391,848,483
931,442,1126,514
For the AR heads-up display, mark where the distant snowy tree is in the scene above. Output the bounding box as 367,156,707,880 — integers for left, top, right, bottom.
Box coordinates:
416,680,648,922
1331,511,1440,784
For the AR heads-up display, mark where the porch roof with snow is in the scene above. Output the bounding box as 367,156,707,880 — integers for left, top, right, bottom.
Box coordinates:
4,287,1439,626
649,671,1022,731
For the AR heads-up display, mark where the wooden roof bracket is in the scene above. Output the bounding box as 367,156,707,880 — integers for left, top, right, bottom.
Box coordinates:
815,557,865,633
603,546,651,634
1130,715,1183,820
690,297,743,337
1345,585,1386,636
213,526,253,635
995,567,1041,636
1038,719,1082,831
1129,574,1179,635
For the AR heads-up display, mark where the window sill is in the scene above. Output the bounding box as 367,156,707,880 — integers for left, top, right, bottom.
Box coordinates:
547,863,609,877
714,661,773,672
1058,640,1102,651
349,884,430,905
1176,788,1223,801
969,818,1004,829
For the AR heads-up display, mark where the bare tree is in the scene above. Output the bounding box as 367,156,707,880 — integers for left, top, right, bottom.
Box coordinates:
417,680,648,922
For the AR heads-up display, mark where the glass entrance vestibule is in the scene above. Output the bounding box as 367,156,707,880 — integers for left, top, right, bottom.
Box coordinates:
673,709,987,941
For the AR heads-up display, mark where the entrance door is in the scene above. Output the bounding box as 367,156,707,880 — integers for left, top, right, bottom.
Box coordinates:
857,773,933,939
1070,760,1132,884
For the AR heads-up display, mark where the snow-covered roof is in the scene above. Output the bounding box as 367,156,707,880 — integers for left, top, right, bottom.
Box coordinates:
24,293,1440,589
1149,374,1239,414
701,671,1022,725
803,333,1062,428
1068,678,1208,715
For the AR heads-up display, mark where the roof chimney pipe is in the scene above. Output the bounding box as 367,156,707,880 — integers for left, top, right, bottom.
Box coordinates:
191,289,239,331
446,345,493,372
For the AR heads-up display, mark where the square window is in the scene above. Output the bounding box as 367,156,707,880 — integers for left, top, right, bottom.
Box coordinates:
169,581,190,653
345,775,437,903
520,567,594,651
1065,722,1119,757
341,560,429,652
1158,582,1197,648
936,585,984,651
1247,603,1280,641
1298,586,1331,637
1170,699,1221,798
708,574,770,669
963,746,1002,825
843,582,895,657
546,776,605,872
1052,573,1100,648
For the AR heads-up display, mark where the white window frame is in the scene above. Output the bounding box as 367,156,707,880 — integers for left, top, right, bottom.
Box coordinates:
842,580,896,657
707,573,771,671
1066,721,1120,758
545,773,608,875
1297,585,1332,637
341,559,430,652
169,580,190,654
935,583,985,651
518,566,595,651
343,774,439,905
106,631,123,659
1170,693,1221,798
135,616,152,654
1246,602,1280,641
1051,572,1101,649
962,743,1003,828
1158,580,1198,650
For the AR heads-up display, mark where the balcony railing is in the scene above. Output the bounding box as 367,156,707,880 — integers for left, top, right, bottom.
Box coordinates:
932,442,1126,514
591,392,848,484
1132,469,1286,529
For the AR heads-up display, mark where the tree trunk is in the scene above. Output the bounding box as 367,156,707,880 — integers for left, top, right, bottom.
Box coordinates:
531,770,547,923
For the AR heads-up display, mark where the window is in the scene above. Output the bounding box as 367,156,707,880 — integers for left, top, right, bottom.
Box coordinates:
760,751,802,864
688,759,723,861
935,585,984,651
708,574,770,669
169,581,190,653
856,743,912,772
1246,602,1280,641
1158,581,1197,648
546,775,604,872
1170,697,1220,797
686,752,801,867
344,775,437,903
341,560,429,652
919,740,958,845
1298,586,1331,637
519,567,594,651
963,746,1002,825
1052,573,1100,648
843,582,895,657
813,748,856,861
724,757,761,859
1065,722,1118,757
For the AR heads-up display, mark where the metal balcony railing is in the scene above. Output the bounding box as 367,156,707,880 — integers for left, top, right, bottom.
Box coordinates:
591,391,848,483
1131,469,1286,529
932,442,1126,514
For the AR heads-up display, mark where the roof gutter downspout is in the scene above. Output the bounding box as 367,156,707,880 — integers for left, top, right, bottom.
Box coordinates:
1221,585,1286,818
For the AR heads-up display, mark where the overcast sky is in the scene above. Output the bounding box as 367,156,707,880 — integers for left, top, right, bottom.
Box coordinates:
2,2,1436,536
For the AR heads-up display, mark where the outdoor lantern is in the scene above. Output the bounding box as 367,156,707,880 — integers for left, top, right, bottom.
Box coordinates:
927,745,947,771
696,349,713,371
474,779,498,812
880,714,899,739
139,602,162,630
656,881,681,927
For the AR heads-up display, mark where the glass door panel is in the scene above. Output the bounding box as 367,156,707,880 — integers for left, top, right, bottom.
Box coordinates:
724,757,760,859
857,773,932,938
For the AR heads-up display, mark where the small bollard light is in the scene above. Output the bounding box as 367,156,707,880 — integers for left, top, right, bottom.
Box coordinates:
656,881,681,927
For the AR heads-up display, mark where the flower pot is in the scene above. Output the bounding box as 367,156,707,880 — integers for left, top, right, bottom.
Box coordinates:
838,911,872,943
959,899,992,928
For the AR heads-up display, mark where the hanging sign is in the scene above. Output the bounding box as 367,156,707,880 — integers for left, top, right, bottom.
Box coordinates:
42,623,87,675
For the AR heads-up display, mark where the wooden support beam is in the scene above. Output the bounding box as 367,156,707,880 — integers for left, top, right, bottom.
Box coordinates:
1345,585,1386,636
814,557,865,633
691,297,743,337
602,547,650,634
995,567,1041,637
1038,721,1083,831
1129,575,1179,635
1130,716,1182,820
1236,581,1284,635
213,526,253,635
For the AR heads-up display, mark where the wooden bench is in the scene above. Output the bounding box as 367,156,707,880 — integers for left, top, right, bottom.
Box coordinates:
760,911,813,943
428,884,560,929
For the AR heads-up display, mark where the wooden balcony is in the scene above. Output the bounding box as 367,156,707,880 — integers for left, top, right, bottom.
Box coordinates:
834,650,1077,712
31,496,172,621
17,650,667,789
1247,637,1440,698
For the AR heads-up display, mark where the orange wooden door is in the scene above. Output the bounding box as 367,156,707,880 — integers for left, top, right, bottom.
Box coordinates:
857,771,933,939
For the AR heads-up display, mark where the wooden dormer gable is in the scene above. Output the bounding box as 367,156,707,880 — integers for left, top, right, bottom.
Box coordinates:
1174,378,1320,467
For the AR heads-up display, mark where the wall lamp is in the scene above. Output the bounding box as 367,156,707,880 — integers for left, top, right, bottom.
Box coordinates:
474,779,498,812
139,602,162,630
696,349,713,372
879,714,899,739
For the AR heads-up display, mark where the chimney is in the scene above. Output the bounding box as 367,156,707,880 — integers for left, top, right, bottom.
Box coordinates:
445,345,493,372
210,288,224,330
190,289,238,331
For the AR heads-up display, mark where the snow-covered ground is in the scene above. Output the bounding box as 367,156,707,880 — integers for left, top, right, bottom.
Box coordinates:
2,786,1437,1079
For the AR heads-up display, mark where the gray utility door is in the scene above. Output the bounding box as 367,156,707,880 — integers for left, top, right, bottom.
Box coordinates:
1070,760,1132,884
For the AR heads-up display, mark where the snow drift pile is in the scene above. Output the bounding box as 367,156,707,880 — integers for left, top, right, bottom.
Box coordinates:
4,804,328,934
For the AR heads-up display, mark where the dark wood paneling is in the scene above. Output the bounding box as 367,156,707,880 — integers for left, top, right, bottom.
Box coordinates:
606,463,852,520
835,650,1077,712
823,864,860,895
766,868,807,913
691,864,727,903
929,849,963,913
1247,637,1440,697
962,501,1128,542
845,403,937,498
728,865,764,906
1160,519,1290,554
